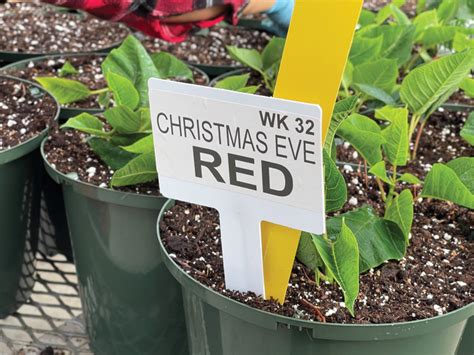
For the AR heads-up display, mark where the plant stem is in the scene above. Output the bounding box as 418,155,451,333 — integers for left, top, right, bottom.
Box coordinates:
412,119,427,160
408,113,421,146
376,177,387,202
90,88,109,95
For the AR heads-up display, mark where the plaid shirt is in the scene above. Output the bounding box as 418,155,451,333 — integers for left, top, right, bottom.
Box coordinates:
43,0,249,42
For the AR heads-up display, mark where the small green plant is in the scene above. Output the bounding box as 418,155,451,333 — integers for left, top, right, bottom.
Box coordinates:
296,99,410,315
225,37,286,94
36,35,195,108
41,36,181,187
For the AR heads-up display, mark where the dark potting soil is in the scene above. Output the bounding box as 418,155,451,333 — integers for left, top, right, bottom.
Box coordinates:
0,3,130,54
141,26,272,67
363,0,418,17
449,91,474,107
5,55,209,110
0,77,56,151
44,123,160,196
159,169,473,324
337,109,474,179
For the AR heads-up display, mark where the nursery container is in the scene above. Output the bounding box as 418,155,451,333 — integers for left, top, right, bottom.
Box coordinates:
157,199,474,355
0,76,59,317
41,141,187,355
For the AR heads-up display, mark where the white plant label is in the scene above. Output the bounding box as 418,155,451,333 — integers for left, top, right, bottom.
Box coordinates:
149,79,325,297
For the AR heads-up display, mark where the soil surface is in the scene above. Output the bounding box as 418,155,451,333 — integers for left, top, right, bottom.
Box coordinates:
4,55,209,110
0,77,57,151
44,123,160,195
338,109,474,178
141,26,272,67
0,3,129,54
363,0,418,17
159,168,473,323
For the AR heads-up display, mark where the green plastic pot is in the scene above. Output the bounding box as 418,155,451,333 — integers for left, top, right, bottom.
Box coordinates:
41,141,187,355
0,76,59,317
157,199,474,355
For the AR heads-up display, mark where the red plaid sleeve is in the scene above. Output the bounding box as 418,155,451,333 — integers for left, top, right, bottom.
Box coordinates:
42,0,249,42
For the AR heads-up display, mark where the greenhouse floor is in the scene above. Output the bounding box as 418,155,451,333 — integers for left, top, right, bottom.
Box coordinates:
0,251,91,355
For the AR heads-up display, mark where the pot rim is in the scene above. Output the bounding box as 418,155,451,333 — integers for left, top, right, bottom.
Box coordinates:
40,137,167,209
156,199,474,342
0,75,60,165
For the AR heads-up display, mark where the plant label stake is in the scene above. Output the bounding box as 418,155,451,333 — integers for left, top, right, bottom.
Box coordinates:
149,80,325,297
262,0,363,302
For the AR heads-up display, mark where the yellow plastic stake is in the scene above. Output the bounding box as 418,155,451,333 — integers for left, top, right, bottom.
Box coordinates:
262,0,363,303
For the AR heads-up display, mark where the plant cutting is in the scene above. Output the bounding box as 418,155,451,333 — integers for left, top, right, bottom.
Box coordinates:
0,75,59,317
40,36,193,354
0,3,130,62
141,25,273,76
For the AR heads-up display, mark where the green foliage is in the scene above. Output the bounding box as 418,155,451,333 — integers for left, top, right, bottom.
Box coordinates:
111,152,157,187
323,149,347,212
35,77,92,105
37,35,196,108
337,114,386,165
227,37,285,93
460,112,474,145
312,220,359,316
385,189,414,244
214,73,259,94
422,157,474,209
58,61,78,77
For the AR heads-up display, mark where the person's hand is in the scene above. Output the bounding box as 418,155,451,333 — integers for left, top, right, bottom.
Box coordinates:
264,0,294,37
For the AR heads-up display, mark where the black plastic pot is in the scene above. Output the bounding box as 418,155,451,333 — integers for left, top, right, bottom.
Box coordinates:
0,76,59,317
41,141,187,355
157,199,474,355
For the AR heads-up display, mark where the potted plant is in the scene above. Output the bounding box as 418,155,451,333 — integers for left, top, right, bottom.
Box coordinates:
6,37,209,263
140,25,273,77
0,75,59,317
39,36,206,354
0,3,130,63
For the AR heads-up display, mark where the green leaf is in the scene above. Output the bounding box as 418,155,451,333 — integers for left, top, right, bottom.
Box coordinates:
349,35,383,65
398,173,422,185
103,105,141,134
420,26,458,47
381,107,409,166
389,4,411,25
110,133,149,147
261,37,285,72
359,9,376,27
437,0,460,23
413,10,439,40
98,91,111,108
353,58,399,94
58,61,78,77
35,77,91,105
122,134,154,154
385,190,414,244
324,96,358,154
453,32,474,52
215,74,251,91
369,161,392,185
296,232,323,273
88,137,137,170
326,207,407,273
324,149,347,212
61,113,109,137
237,86,260,94
342,61,354,90
362,25,416,66
151,52,194,81
312,220,359,316
400,49,474,117
102,35,160,107
138,108,152,132
460,77,474,97
461,112,474,145
106,72,139,110
227,46,263,72
355,84,397,105
422,157,474,209
111,151,157,187
337,114,386,166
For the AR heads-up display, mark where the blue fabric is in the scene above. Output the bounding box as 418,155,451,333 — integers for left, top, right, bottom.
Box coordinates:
265,0,295,36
